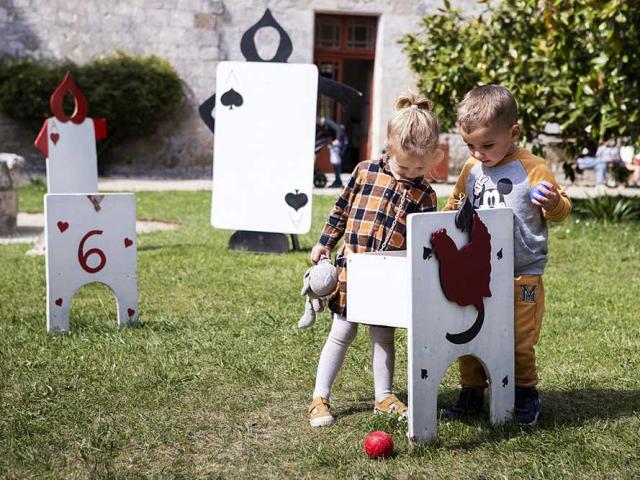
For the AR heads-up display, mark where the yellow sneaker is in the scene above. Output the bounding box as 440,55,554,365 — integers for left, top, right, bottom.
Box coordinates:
309,397,335,427
374,394,408,418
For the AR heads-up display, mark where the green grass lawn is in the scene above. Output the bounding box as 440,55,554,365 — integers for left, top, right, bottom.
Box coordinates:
1,184,639,479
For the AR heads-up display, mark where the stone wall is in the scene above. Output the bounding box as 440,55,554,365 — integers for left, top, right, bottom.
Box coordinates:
0,0,479,177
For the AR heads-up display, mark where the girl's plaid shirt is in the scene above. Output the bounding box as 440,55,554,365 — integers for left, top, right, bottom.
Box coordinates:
318,156,437,316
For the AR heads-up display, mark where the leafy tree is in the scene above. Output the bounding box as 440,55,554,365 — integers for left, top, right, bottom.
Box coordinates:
402,0,639,176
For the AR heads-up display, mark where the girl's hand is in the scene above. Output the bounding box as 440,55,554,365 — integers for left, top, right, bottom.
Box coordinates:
311,245,331,264
531,181,560,211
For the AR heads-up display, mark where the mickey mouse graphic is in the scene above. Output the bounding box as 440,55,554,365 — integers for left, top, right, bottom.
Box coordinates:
472,176,513,208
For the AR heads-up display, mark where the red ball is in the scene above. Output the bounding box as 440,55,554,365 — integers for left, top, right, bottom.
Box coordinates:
364,431,394,459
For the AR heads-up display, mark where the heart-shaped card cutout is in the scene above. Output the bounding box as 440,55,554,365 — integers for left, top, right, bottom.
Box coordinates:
57,221,69,233
124,238,133,248
55,298,63,306
127,308,135,317
50,132,60,145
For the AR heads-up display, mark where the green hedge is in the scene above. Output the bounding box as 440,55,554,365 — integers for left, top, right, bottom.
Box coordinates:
0,52,184,168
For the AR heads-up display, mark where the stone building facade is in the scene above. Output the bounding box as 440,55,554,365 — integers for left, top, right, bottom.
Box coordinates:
0,0,478,176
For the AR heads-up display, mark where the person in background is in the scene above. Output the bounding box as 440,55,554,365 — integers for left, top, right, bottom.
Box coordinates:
319,117,347,188
577,138,621,186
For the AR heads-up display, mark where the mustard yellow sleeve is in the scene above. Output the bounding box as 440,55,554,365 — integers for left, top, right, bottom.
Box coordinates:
443,160,477,211
522,154,572,223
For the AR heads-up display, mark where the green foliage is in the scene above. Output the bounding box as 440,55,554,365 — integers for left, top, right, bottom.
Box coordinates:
402,0,640,158
0,52,184,166
573,194,640,223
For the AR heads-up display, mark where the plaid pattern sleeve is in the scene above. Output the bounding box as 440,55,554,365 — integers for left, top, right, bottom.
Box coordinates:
318,157,438,316
318,163,363,250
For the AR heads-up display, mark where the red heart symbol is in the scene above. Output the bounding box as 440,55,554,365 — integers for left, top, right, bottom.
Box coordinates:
127,308,135,317
57,221,69,233
55,298,63,306
50,132,60,144
124,238,133,248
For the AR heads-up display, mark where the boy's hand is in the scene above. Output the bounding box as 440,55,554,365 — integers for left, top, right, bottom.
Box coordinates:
531,181,560,211
311,245,331,264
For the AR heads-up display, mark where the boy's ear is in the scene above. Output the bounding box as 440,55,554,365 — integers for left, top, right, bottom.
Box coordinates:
511,124,521,142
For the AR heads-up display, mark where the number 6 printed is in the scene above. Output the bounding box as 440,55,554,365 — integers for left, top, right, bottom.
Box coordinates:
77,230,107,273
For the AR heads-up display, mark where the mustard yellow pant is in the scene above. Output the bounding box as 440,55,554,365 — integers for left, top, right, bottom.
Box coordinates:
459,274,545,389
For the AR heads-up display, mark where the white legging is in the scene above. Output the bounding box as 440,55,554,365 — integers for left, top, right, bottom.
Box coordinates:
313,314,395,403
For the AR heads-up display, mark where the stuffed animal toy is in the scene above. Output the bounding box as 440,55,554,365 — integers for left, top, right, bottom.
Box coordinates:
298,257,338,329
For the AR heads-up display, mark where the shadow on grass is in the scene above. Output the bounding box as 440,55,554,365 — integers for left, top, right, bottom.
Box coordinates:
138,243,213,253
130,319,179,333
539,388,640,426
412,387,640,452
335,402,372,418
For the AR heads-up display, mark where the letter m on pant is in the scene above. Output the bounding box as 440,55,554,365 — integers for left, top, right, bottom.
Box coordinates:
520,285,537,303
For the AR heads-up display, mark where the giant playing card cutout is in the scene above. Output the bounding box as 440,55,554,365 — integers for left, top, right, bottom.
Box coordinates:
45,193,138,333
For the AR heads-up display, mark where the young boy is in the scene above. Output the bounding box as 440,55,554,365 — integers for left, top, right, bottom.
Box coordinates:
443,85,572,425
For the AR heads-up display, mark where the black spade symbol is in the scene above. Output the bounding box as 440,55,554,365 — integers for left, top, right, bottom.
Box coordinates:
285,190,308,211
502,375,509,387
240,8,293,63
423,246,432,260
497,248,503,260
220,88,243,110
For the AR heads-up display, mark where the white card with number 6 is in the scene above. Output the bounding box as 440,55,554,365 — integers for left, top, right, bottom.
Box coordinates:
45,193,138,333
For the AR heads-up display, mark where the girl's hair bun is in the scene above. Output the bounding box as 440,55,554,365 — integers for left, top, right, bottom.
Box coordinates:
394,93,433,112
387,92,440,158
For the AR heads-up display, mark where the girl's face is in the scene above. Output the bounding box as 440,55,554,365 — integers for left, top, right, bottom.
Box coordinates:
388,145,442,180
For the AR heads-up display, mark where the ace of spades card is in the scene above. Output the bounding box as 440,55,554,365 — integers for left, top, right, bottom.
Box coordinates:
211,61,318,234
45,193,138,333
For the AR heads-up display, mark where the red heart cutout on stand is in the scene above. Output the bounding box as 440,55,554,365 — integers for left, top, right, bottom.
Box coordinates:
55,298,63,306
57,221,69,232
127,308,136,317
124,238,133,248
50,133,60,144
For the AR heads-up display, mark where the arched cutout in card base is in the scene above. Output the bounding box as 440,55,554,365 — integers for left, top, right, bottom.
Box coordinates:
49,281,138,334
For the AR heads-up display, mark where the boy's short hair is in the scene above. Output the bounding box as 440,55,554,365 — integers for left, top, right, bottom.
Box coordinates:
457,85,518,133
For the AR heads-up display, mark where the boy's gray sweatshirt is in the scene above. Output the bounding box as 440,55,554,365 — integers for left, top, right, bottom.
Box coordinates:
444,147,572,275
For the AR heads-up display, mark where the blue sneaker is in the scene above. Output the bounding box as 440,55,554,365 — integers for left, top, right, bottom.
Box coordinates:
444,387,484,419
515,386,541,426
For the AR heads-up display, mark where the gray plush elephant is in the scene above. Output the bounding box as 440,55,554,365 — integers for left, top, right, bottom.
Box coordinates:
298,257,338,329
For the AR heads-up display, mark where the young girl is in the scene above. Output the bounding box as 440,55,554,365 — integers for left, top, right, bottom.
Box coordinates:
308,93,443,427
